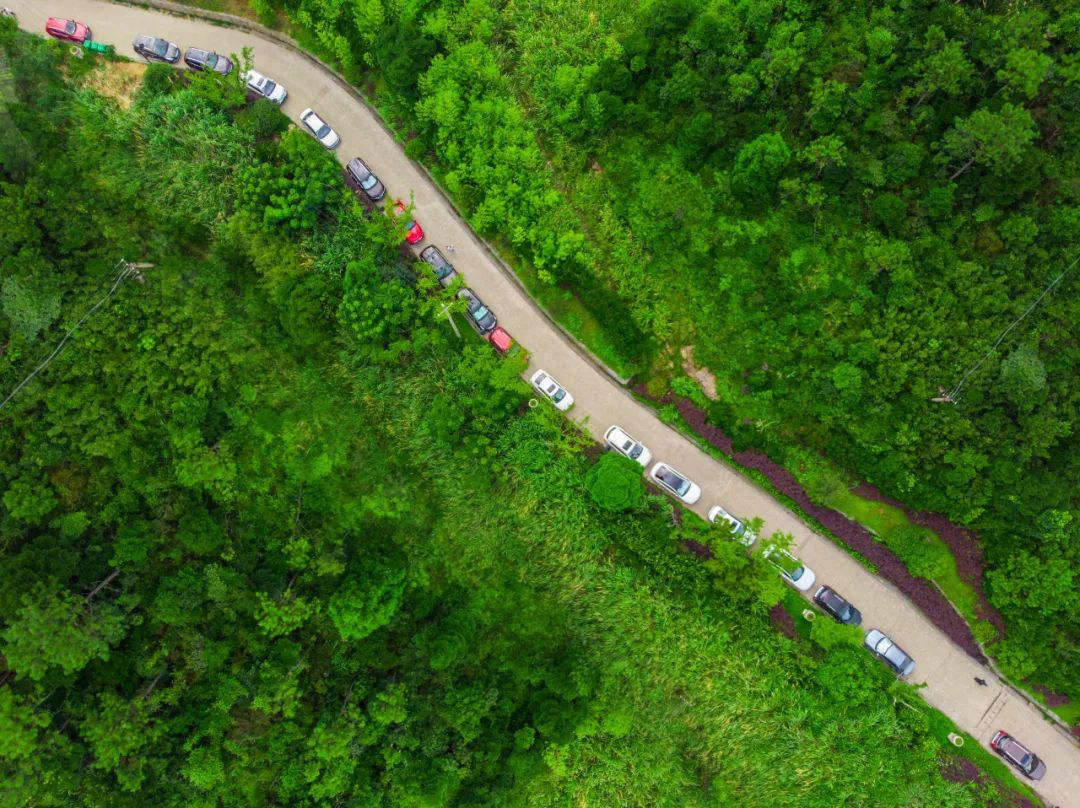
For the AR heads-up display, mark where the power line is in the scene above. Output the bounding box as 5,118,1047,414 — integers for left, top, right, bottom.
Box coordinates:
0,259,151,413
938,253,1079,404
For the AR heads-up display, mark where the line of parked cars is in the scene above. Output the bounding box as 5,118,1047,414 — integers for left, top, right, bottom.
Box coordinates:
49,12,1052,787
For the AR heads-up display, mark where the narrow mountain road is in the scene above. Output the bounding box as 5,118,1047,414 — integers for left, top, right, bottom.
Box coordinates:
10,2,1079,803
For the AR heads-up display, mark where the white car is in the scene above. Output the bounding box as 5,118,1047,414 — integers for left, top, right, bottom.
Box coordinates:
243,69,287,104
604,425,651,467
299,108,340,149
648,462,701,505
530,369,574,411
763,545,816,591
707,505,756,546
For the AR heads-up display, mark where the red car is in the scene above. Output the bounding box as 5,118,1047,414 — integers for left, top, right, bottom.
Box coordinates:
487,326,515,356
392,200,424,245
45,17,92,44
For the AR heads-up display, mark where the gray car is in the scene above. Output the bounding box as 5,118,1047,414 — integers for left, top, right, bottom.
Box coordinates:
346,157,386,203
420,246,457,286
458,288,496,334
183,47,234,75
864,629,915,677
990,731,1046,780
133,35,180,64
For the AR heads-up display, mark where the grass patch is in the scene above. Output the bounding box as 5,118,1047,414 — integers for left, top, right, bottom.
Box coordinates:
1024,685,1080,728
923,708,1042,805
790,450,985,632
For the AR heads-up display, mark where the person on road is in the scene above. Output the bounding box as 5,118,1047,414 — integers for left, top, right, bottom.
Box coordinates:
974,677,988,686
445,244,455,253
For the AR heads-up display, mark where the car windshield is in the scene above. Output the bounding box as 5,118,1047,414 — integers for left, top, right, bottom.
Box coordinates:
628,442,642,458
660,470,689,495
788,566,805,581
360,175,378,190
552,389,566,403
473,306,490,322
205,53,219,68
315,123,330,138
152,39,168,56
261,79,276,94
65,20,77,34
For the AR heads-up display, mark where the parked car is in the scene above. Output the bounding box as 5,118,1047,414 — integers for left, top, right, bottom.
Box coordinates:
990,731,1046,781
863,629,916,677
299,108,340,149
344,157,386,203
648,462,701,504
487,326,515,356
183,47,233,75
133,35,180,64
530,369,574,411
420,246,457,286
813,585,862,625
457,288,497,335
604,425,652,467
707,505,755,546
392,200,424,244
46,17,91,43
243,69,287,103
764,545,816,591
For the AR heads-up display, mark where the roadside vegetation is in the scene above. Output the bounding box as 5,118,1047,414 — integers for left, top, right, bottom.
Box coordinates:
239,0,1080,715
0,25,1031,806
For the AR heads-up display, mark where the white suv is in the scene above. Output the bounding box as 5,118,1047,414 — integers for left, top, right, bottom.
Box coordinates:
707,505,756,546
648,462,701,504
604,425,651,467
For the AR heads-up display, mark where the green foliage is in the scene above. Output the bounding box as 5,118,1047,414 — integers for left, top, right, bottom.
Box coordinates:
998,343,1047,411
2,582,127,681
731,133,792,202
0,21,1041,808
584,452,646,511
236,128,341,233
1,276,60,342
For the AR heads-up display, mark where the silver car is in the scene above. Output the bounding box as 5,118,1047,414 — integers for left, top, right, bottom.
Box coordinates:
346,157,386,203
299,108,340,149
243,69,287,104
133,35,180,64
420,246,457,286
864,629,916,677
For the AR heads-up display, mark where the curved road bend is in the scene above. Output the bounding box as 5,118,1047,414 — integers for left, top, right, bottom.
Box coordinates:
10,2,1079,803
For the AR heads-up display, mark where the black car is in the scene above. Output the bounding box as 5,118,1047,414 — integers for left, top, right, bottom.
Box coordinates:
457,288,496,334
183,47,233,75
345,157,386,203
133,35,180,64
813,585,862,625
420,246,457,287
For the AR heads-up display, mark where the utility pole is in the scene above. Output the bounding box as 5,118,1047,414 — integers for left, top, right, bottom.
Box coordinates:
0,259,153,412
441,303,461,339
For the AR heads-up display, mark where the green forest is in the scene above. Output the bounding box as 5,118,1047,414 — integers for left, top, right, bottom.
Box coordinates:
0,21,1038,807
251,0,1080,708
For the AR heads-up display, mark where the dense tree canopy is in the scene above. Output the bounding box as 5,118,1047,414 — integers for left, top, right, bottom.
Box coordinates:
0,24,1027,807
265,0,1080,704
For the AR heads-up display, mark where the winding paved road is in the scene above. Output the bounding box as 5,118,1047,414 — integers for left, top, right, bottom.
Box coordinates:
10,1,1080,804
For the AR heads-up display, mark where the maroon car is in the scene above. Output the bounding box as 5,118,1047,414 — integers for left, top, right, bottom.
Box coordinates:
45,17,91,44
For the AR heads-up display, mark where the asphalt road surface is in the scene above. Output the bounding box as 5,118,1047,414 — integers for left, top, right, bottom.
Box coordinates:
10,1,1080,804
